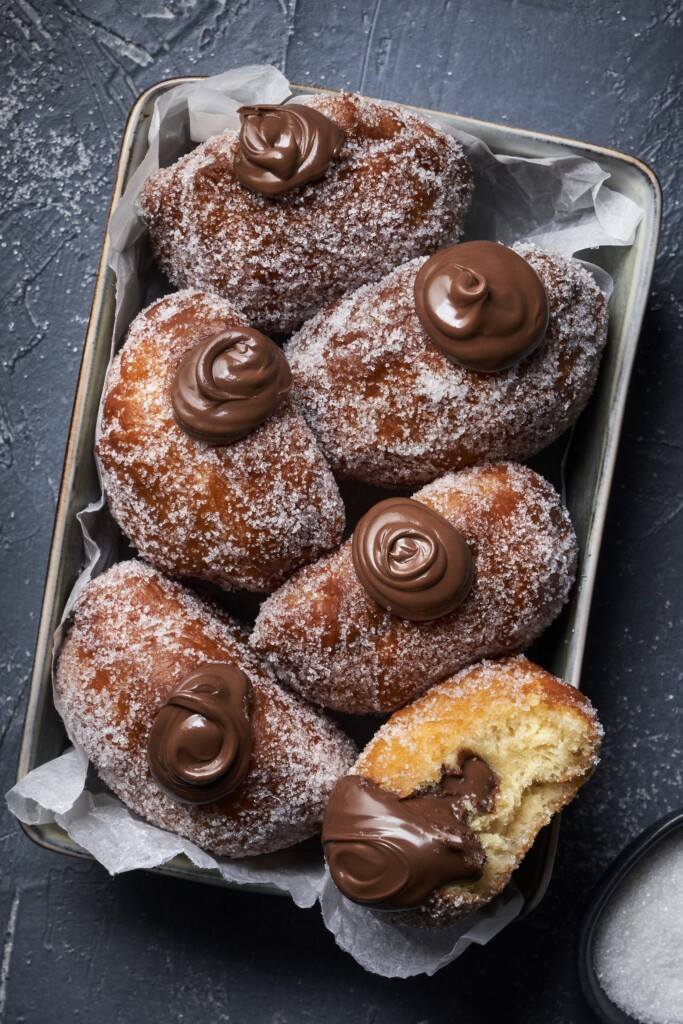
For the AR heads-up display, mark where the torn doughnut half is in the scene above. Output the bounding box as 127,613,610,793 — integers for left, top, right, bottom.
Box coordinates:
322,656,602,924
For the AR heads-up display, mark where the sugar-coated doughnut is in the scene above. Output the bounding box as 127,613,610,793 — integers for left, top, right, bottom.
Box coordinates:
54,561,356,858
322,656,602,924
96,290,345,593
286,243,608,487
252,463,577,713
137,93,473,334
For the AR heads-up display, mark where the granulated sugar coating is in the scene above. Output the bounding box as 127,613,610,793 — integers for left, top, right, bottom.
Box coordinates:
252,463,577,714
594,828,683,1024
286,245,608,488
136,92,473,334
97,290,345,593
55,560,356,858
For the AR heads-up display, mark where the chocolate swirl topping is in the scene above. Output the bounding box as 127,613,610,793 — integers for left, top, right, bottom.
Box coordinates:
171,326,292,445
147,663,252,804
235,103,345,197
322,754,497,910
351,497,473,621
414,241,549,372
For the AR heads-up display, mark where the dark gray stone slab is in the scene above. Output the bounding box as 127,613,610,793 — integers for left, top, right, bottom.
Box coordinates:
1,1,681,1020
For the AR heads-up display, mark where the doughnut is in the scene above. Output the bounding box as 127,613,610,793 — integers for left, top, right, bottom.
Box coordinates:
54,560,356,858
286,241,609,487
252,462,577,714
136,92,473,334
322,656,602,924
96,290,345,593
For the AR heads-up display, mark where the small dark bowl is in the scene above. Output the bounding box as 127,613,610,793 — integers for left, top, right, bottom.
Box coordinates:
575,808,683,1023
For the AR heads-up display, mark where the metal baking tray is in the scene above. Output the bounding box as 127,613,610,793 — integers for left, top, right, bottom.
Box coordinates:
16,78,662,909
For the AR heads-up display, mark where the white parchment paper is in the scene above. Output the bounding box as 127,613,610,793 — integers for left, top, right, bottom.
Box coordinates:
6,64,642,978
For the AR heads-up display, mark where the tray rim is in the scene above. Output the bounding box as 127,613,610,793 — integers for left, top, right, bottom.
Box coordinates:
15,77,662,903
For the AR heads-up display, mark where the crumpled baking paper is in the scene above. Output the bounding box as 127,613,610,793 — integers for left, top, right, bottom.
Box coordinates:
7,64,642,978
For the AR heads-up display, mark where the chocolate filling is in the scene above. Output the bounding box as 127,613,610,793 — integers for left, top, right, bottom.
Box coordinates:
414,241,549,372
171,326,291,445
351,497,473,621
322,754,497,910
235,103,345,197
147,662,252,804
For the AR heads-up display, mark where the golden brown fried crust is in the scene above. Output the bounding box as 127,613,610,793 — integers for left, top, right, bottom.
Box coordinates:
354,656,602,924
136,92,473,334
252,463,578,713
54,561,356,857
286,245,609,487
96,290,345,592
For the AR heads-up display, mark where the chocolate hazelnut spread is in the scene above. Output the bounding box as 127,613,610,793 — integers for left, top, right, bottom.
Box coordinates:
414,241,549,372
147,662,252,804
235,103,345,197
171,326,291,444
351,497,473,621
322,755,497,910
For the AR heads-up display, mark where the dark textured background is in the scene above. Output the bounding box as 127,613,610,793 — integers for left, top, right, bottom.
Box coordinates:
1,1,681,1021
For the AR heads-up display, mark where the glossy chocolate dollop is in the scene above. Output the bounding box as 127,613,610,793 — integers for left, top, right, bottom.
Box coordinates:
322,755,497,910
351,497,473,621
147,662,252,804
235,103,345,197
414,241,549,372
171,326,292,444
